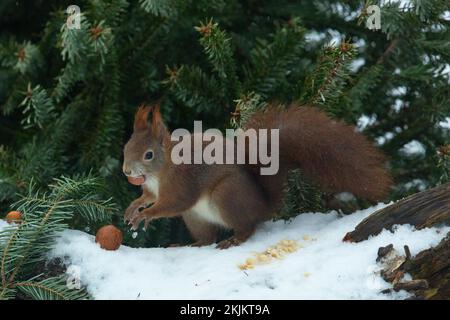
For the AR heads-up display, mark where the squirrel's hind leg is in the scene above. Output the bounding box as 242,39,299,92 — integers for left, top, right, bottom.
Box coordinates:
211,172,271,249
183,211,218,247
216,228,255,249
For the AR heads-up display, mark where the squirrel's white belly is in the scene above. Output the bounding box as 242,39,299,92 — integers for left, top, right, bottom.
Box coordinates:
191,197,227,227
145,176,225,226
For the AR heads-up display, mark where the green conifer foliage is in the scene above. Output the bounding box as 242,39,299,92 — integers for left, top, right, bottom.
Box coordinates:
0,175,115,300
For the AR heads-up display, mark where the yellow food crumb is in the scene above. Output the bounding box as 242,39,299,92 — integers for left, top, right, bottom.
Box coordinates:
238,263,254,270
256,254,271,263
238,239,300,270
303,272,311,278
302,235,311,241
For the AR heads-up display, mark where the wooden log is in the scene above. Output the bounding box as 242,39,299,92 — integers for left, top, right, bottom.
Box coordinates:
343,183,450,243
401,234,450,299
343,183,450,299
393,279,429,292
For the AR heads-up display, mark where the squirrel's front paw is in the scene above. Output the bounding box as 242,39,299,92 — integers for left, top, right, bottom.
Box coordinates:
129,211,153,231
124,203,145,223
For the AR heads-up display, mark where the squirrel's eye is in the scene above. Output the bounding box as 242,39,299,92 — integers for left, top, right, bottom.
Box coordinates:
144,150,154,161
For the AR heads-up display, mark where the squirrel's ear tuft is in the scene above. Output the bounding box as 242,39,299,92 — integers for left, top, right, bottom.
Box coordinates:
151,103,162,129
134,105,152,131
151,103,170,145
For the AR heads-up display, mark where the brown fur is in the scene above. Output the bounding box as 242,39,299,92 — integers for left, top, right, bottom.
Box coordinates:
134,105,152,131
183,211,218,246
243,104,393,207
122,103,393,248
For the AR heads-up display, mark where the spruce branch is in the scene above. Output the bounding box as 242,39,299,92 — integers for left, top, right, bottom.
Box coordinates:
78,51,123,172
1,82,27,116
13,42,42,75
60,13,90,63
19,84,56,129
140,0,180,17
89,21,114,67
230,92,266,128
0,39,21,69
344,64,384,118
14,100,86,186
278,169,324,220
52,62,87,103
164,65,224,113
376,38,399,65
0,146,21,203
243,17,306,98
195,19,240,97
300,41,357,111
16,275,89,300
0,175,116,300
89,0,128,28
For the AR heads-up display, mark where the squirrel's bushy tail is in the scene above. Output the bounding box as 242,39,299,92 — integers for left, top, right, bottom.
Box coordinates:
244,104,392,206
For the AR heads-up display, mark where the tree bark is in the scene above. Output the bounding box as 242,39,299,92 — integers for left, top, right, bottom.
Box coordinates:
342,183,450,299
343,183,450,243
402,234,449,299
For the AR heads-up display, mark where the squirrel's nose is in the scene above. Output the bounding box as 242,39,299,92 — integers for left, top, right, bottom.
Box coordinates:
123,169,132,176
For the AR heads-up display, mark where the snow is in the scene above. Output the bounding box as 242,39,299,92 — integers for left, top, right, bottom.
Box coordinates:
350,58,365,73
393,98,403,112
304,29,342,47
36,204,448,300
376,132,394,145
401,179,427,192
439,117,450,129
389,86,407,97
357,114,377,131
0,220,9,238
400,140,426,156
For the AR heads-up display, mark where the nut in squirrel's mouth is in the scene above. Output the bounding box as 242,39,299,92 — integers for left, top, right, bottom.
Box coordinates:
127,175,146,186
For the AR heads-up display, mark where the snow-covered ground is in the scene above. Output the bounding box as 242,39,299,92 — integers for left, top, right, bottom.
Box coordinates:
35,203,447,300
0,204,446,300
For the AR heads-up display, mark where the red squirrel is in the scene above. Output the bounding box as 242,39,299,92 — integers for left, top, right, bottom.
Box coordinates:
122,103,392,248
